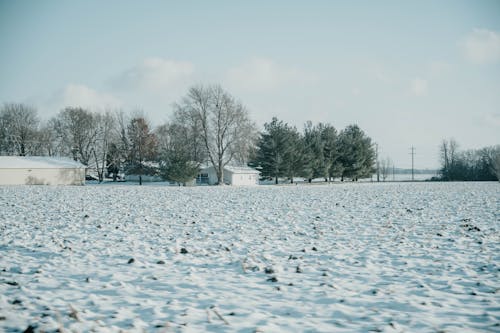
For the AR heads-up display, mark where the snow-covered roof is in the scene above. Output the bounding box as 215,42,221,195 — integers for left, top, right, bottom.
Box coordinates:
199,165,260,174
0,156,86,169
224,165,260,174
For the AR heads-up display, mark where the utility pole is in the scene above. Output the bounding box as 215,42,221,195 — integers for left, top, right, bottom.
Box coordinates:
410,146,416,181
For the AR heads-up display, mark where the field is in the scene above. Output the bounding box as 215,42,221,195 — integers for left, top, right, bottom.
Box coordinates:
0,182,499,332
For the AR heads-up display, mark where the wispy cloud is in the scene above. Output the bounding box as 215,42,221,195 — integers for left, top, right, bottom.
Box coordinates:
48,84,122,111
428,61,452,77
225,58,316,92
411,78,428,97
109,58,195,92
461,29,500,64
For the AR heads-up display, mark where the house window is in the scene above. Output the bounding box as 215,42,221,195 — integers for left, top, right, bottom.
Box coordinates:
196,173,209,184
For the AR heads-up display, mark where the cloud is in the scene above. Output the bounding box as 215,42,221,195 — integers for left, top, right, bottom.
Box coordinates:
49,84,122,110
411,78,428,97
225,58,316,92
461,29,500,64
483,112,500,127
110,57,195,92
428,61,452,77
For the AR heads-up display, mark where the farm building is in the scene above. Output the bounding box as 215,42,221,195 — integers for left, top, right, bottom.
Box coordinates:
0,156,86,185
197,165,260,185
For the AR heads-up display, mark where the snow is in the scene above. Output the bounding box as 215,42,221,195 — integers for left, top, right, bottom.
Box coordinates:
0,156,86,169
0,182,499,332
224,166,261,174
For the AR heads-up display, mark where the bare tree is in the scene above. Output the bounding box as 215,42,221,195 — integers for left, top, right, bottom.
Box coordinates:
440,138,459,180
171,105,206,164
91,111,117,182
490,147,500,182
104,110,130,180
440,139,449,176
0,103,40,156
52,107,98,165
126,116,157,185
173,85,257,185
380,157,392,181
32,122,57,156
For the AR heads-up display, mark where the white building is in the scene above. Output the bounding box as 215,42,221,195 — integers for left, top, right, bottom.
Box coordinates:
0,156,86,185
197,165,260,185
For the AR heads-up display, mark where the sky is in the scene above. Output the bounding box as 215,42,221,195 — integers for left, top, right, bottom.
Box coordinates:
1,0,499,169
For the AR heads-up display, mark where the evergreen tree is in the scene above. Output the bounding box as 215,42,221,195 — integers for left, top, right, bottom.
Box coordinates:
302,121,323,182
338,125,375,180
302,122,340,182
159,149,199,185
320,124,342,180
284,127,305,183
156,123,200,185
106,142,121,181
254,117,292,184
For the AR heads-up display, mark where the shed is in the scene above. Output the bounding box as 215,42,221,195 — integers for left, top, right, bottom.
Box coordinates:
0,156,86,185
197,165,260,185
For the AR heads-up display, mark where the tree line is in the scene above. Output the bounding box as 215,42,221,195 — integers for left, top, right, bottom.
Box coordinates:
1,84,378,185
251,118,375,183
439,139,500,181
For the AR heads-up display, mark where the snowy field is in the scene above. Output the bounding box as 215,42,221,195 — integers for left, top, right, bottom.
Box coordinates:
0,182,499,332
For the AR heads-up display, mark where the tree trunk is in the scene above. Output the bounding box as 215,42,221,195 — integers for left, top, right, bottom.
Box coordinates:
217,164,224,185
139,174,142,186
275,176,278,184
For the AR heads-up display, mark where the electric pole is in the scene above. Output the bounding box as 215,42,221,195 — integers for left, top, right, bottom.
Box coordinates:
410,146,416,181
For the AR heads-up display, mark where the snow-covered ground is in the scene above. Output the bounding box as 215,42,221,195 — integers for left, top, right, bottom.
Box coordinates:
0,182,499,332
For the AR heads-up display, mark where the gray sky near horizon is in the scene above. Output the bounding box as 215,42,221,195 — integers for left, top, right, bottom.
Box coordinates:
1,0,499,169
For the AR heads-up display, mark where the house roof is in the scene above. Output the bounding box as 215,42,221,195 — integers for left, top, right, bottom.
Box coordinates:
200,165,260,174
225,166,260,174
0,156,87,169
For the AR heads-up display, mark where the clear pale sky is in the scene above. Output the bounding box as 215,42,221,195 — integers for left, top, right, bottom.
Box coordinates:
1,0,499,168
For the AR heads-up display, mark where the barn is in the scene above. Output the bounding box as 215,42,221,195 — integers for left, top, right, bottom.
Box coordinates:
0,156,86,185
197,165,260,186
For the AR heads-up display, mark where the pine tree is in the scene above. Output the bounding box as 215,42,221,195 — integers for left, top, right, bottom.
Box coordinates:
156,123,200,185
302,122,340,182
320,124,342,181
254,117,292,184
338,125,375,181
284,127,305,183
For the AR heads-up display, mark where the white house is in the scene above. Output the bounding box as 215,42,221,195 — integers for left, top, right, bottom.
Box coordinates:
197,165,260,185
0,156,86,185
